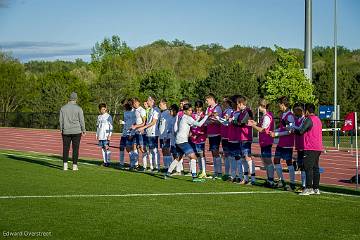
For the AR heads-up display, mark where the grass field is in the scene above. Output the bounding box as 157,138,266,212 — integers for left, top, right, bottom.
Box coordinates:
0,150,359,240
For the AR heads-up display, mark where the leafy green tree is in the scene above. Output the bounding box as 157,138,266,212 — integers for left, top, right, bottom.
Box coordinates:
0,53,28,112
33,72,91,113
264,46,316,106
139,69,180,103
196,62,258,105
91,35,132,62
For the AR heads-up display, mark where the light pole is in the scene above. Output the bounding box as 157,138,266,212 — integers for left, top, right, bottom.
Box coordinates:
304,0,312,81
334,0,338,132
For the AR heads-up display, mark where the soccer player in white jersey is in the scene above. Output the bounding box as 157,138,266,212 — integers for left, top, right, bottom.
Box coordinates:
165,103,209,182
131,97,147,170
138,96,160,173
96,103,113,167
173,98,190,175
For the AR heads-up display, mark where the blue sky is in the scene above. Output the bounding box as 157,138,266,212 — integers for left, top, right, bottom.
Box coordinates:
0,0,359,62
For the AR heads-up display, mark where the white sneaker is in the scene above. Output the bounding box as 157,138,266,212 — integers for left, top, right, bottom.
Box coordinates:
63,162,68,171
299,188,314,196
313,189,321,195
72,164,78,171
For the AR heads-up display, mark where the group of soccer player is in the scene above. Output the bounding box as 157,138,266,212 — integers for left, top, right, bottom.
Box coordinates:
96,93,323,194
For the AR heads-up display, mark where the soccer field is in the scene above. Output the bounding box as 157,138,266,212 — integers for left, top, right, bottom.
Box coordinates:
0,150,359,240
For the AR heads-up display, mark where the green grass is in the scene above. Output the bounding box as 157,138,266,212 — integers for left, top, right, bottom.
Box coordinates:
0,150,359,240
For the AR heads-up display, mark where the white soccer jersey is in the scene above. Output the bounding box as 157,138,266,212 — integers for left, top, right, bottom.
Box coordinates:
145,107,160,137
175,114,208,144
96,113,113,140
135,106,146,125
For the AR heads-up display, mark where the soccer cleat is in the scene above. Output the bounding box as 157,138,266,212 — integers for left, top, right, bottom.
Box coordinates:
264,180,274,188
63,162,68,171
119,164,125,169
275,180,285,188
299,188,315,196
72,164,78,171
289,183,296,191
198,172,207,179
171,172,181,176
295,186,305,193
313,189,321,195
239,179,249,185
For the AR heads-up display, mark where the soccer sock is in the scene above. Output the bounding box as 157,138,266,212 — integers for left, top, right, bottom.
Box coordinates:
176,159,183,173
148,150,154,170
119,150,124,165
237,159,243,180
267,165,275,182
102,149,107,163
288,165,295,184
231,157,237,178
142,152,148,169
250,159,256,182
224,156,230,175
106,150,111,163
198,157,203,172
129,151,134,167
157,150,161,169
242,159,249,182
218,157,222,175
275,164,284,181
301,171,306,187
215,156,222,175
168,159,179,174
133,149,139,167
163,156,168,169
151,148,159,170
213,157,217,175
201,157,206,174
190,159,197,178
166,156,172,169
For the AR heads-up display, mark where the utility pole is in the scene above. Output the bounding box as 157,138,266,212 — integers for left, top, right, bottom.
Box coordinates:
304,0,312,81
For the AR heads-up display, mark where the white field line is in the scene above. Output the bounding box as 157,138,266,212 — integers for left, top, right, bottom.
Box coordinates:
0,190,358,200
0,191,288,199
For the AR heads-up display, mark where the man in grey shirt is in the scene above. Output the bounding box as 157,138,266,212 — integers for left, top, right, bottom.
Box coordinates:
59,92,86,171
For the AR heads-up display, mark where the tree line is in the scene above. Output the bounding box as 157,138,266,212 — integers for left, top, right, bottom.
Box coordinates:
1,35,360,119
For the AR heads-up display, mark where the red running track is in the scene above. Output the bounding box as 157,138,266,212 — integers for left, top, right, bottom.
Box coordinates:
0,127,357,189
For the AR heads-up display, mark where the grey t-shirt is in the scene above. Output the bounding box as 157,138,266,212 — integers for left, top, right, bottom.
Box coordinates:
59,102,86,135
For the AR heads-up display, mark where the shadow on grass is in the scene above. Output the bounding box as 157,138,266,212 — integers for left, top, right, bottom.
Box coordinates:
6,154,62,170
5,152,359,195
48,155,175,180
